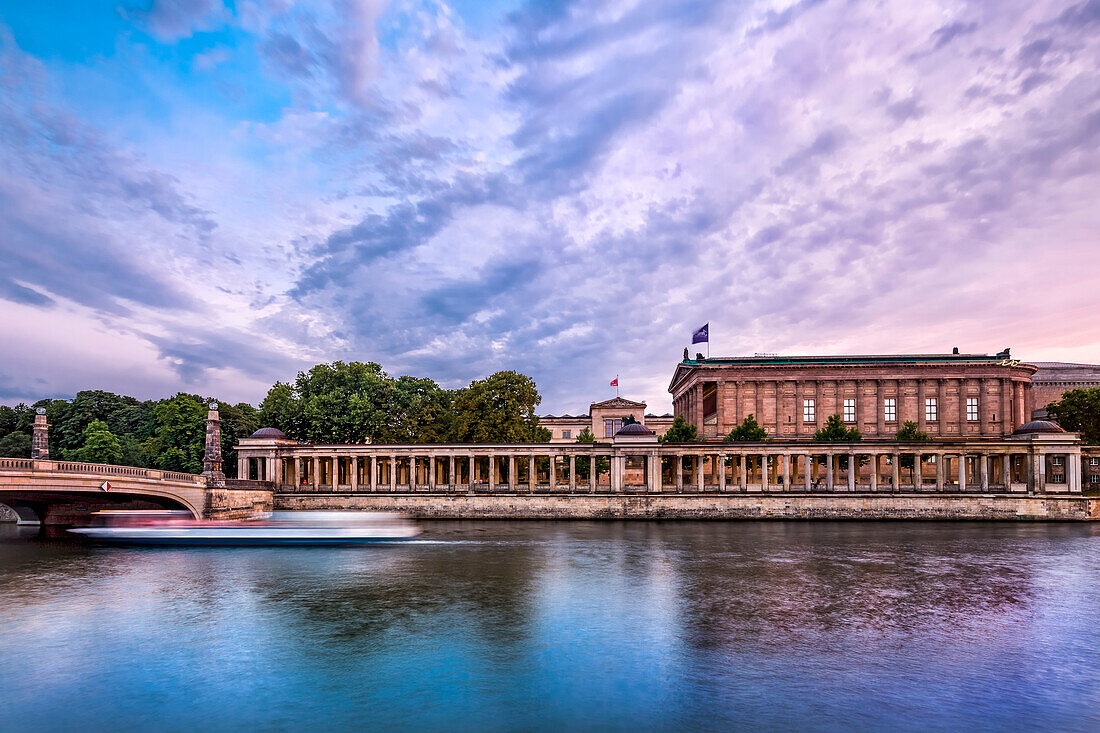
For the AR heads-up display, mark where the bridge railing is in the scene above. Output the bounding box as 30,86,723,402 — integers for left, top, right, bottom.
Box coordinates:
1,459,205,484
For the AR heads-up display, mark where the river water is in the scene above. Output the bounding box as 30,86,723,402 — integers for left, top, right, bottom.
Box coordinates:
2,521,1099,732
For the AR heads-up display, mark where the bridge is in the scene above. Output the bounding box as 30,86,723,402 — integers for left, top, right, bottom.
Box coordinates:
0,459,273,526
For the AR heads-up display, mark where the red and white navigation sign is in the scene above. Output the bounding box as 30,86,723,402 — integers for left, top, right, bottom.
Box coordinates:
101,480,112,492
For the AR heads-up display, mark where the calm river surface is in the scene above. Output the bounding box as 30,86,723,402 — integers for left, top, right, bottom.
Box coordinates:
2,521,1100,732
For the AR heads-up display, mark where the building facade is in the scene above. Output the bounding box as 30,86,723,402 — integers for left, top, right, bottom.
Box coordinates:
1030,362,1100,417
668,351,1037,440
540,397,674,443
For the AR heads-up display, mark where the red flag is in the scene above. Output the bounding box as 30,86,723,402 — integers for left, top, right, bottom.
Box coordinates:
610,378,618,387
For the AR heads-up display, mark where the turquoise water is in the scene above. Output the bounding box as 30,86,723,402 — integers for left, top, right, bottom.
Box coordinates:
2,521,1099,732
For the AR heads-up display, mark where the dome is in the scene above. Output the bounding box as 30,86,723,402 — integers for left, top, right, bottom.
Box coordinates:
616,423,655,436
249,427,288,439
1013,420,1065,435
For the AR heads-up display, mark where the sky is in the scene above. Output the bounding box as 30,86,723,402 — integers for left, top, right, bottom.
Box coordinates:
1,0,1099,414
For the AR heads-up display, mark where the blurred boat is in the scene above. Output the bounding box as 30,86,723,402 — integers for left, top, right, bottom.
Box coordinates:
68,510,420,546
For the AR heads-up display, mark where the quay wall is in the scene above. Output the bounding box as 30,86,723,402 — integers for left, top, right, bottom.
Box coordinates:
274,492,1100,521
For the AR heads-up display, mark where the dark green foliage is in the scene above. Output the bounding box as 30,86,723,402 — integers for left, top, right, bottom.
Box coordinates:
659,414,699,443
574,427,608,478
0,430,31,458
450,371,549,443
724,414,768,442
812,414,862,442
68,419,123,465
1047,388,1100,445
143,394,207,473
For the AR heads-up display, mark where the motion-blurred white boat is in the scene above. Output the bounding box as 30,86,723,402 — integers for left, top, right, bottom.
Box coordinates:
69,510,420,546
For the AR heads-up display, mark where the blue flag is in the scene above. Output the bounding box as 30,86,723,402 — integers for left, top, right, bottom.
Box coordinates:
692,323,709,344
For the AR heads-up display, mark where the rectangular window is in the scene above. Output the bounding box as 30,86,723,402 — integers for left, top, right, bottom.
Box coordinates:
1090,475,1100,484
803,399,815,423
925,397,937,422
604,419,614,438
966,397,979,421
1051,474,1066,483
562,430,571,439
884,398,896,422
1052,456,1064,466
1090,457,1099,466
843,398,855,422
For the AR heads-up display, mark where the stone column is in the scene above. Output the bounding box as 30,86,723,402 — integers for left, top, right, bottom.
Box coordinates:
530,452,537,492
870,454,878,492
794,381,803,438
448,455,455,491
876,381,886,437
979,379,989,437
201,403,225,487
370,456,377,491
569,455,576,492
958,453,967,492
826,453,834,492
312,456,319,491
917,380,927,434
914,452,922,490
848,453,856,492
980,453,989,491
803,454,811,491
738,455,747,489
783,454,791,492
351,457,359,492
676,454,684,492
509,456,516,491
331,455,339,490
1002,454,1011,490
936,453,944,491
549,455,557,489
719,455,727,492
31,408,50,461
589,456,596,493
428,455,436,490
717,379,726,434
489,454,496,490
958,380,968,437
697,454,705,492
891,453,900,492
938,379,948,436
389,454,397,491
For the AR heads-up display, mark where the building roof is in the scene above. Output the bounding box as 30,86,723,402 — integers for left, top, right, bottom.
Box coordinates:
249,427,288,439
616,423,655,436
1013,420,1066,435
590,396,647,410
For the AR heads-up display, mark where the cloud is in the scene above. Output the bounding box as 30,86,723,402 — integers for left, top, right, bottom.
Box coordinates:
4,0,1100,414
124,0,230,42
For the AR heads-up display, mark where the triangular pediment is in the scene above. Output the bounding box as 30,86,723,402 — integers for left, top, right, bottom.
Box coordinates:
590,397,647,410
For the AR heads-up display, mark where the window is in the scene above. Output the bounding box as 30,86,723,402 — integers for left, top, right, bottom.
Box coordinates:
1051,474,1066,483
604,419,622,437
884,398,896,422
925,397,937,422
843,398,855,422
1090,475,1100,484
803,399,815,423
1052,456,1064,466
562,430,571,440
966,397,979,421
1090,457,1099,466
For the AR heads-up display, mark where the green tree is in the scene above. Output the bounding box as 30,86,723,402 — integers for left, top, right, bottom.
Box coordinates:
724,414,768,442
574,427,608,479
69,419,123,465
1047,388,1100,445
0,430,31,458
219,402,260,478
812,414,862,442
380,376,453,443
449,371,549,443
143,394,207,473
895,420,933,481
659,414,698,443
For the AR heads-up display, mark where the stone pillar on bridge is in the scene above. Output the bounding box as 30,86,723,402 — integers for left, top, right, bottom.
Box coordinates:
201,402,226,488
31,407,49,460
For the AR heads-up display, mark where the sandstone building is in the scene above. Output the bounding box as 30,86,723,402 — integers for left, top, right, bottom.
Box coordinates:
1030,362,1100,417
540,397,673,443
668,349,1038,440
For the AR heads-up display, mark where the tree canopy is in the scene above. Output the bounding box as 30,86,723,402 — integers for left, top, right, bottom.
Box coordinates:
1046,388,1100,445
69,419,123,465
659,414,699,443
724,414,768,442
812,414,862,442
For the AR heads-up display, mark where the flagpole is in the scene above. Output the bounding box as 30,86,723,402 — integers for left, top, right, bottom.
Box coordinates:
616,375,619,398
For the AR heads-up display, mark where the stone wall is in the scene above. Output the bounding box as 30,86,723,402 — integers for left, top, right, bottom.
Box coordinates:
274,492,1100,521
206,487,274,520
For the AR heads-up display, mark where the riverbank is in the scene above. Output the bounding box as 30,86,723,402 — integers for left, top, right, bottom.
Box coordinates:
275,492,1100,520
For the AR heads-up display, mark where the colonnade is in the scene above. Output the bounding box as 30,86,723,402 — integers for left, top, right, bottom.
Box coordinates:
238,442,1084,494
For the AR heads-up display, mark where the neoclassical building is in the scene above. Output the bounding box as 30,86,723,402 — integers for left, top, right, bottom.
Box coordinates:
1030,362,1100,417
668,349,1038,440
539,397,674,443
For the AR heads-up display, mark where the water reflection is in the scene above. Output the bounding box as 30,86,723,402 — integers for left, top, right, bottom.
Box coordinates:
1,521,1099,732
